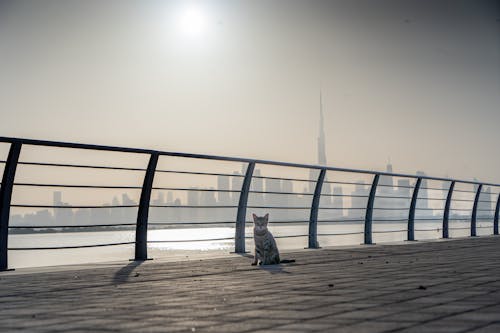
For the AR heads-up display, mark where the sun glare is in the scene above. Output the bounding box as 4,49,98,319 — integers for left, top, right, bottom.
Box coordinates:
176,5,209,38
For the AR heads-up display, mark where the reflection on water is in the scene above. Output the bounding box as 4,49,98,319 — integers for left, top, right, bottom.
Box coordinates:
7,221,495,269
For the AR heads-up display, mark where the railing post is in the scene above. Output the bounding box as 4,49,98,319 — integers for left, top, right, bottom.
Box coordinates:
364,174,379,245
443,181,455,239
407,177,422,241
134,152,159,261
471,184,482,237
494,193,500,235
308,168,326,249
0,142,22,271
235,162,255,253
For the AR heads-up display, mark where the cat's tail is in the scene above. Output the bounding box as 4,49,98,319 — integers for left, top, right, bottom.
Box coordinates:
280,259,296,264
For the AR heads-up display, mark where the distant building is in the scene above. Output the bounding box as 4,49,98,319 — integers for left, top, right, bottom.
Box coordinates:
478,186,492,219
53,191,73,226
252,169,264,206
378,163,394,196
332,186,343,219
217,174,230,205
231,171,243,202
416,171,429,212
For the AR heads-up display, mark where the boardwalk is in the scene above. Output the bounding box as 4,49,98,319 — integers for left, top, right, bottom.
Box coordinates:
1,237,500,332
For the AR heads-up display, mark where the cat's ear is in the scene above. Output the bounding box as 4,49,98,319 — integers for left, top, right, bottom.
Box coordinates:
252,213,257,221
264,213,269,221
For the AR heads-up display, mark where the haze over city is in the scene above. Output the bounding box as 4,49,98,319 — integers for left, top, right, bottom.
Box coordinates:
1,0,499,182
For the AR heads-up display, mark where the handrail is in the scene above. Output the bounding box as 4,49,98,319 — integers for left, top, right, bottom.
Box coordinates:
1,136,498,186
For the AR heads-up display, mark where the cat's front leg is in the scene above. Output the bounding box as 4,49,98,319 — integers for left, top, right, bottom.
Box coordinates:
252,250,260,265
251,256,258,266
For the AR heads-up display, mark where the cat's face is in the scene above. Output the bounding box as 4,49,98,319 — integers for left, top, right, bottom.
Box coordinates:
252,213,269,232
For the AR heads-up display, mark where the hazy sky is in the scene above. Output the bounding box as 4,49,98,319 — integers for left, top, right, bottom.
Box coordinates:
1,0,499,183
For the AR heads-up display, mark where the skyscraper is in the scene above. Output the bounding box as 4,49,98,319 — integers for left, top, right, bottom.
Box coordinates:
310,90,331,204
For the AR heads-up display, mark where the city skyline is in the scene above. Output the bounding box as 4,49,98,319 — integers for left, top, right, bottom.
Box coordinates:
10,111,497,229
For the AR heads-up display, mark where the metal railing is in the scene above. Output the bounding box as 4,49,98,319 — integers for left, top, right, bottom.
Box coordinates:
0,136,499,270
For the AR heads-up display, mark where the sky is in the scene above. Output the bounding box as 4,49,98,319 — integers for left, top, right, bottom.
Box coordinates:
0,0,499,183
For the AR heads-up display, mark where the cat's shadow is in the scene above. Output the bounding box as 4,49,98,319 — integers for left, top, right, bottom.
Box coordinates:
257,264,292,274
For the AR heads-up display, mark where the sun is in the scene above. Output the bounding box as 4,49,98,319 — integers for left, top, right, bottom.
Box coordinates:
176,5,209,38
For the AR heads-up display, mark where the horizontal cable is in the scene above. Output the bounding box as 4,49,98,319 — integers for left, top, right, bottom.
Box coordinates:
415,228,442,232
372,207,410,210
318,219,365,223
418,187,449,191
252,175,315,183
375,195,412,200
249,190,313,196
448,227,470,231
246,206,309,210
19,161,145,172
149,221,235,225
377,183,414,189
152,187,239,193
11,204,138,209
319,207,362,210
418,197,446,201
452,189,478,194
413,218,444,221
372,229,407,234
150,205,237,208
274,234,308,239
321,194,369,198
415,208,444,211
246,220,308,224
477,209,495,212
243,220,309,225
155,169,243,178
477,200,497,204
451,199,475,202
373,219,408,222
8,241,135,250
14,183,141,189
323,180,367,186
318,231,364,236
148,237,233,243
9,223,136,229
449,208,473,211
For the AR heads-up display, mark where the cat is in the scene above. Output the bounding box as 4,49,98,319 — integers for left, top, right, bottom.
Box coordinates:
252,213,295,266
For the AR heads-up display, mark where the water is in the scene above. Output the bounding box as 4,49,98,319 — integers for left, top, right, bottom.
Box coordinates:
8,221,494,269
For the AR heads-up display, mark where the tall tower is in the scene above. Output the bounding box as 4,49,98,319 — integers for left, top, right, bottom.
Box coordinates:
310,90,331,206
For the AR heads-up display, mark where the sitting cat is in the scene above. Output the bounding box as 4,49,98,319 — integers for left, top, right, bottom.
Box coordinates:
252,213,295,266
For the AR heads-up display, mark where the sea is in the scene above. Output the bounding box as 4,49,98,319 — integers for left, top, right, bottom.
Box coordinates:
7,221,494,269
